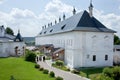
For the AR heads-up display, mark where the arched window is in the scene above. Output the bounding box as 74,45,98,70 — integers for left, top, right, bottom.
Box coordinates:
15,46,18,55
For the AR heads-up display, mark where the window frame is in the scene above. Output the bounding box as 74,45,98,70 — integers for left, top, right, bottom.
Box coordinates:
93,55,96,61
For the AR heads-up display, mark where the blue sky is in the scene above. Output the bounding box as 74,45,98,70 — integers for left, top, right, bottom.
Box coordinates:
0,0,120,37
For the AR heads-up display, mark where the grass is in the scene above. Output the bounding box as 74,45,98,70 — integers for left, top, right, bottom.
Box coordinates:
52,60,105,80
52,63,69,71
0,57,54,80
79,67,104,79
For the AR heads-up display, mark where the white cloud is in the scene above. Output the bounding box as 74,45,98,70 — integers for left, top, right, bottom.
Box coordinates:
0,0,4,4
0,0,120,37
39,0,74,23
0,8,41,37
119,6,120,10
45,0,73,14
94,9,120,37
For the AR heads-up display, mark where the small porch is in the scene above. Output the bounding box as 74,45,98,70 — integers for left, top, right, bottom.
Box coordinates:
52,48,64,61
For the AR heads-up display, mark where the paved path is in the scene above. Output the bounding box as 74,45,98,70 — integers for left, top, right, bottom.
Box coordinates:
37,60,90,80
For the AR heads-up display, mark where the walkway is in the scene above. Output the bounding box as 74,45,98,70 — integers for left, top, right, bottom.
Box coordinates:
37,60,90,80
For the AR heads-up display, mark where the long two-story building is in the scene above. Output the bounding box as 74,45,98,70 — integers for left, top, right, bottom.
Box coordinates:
35,3,115,68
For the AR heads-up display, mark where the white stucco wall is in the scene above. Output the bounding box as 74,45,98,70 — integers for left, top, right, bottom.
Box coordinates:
0,41,25,57
75,32,114,67
35,31,114,68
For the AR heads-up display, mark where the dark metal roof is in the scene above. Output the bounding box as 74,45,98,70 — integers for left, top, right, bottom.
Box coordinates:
14,32,23,42
38,10,116,36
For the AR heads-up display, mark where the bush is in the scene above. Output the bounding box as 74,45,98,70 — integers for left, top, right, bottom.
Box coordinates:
66,68,70,71
39,67,44,71
55,60,64,66
43,69,49,74
71,69,80,74
102,66,120,80
49,71,55,77
55,76,63,80
45,57,51,60
103,67,113,77
10,75,16,80
34,64,40,68
25,50,36,62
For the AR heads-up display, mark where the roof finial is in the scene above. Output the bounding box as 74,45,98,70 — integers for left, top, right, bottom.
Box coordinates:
18,29,20,33
73,6,76,15
89,0,93,17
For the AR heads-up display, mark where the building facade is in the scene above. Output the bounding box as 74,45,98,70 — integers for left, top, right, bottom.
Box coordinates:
113,45,120,64
35,4,115,68
0,25,25,57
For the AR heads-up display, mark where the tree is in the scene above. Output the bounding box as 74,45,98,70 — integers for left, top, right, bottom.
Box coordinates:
101,66,120,80
114,35,120,45
5,27,14,35
25,49,36,62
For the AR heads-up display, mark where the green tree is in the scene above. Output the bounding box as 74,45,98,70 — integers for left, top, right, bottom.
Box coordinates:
114,35,120,45
101,66,120,80
5,27,14,35
25,49,36,62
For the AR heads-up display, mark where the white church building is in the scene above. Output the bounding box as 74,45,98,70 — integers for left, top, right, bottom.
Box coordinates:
0,25,25,57
35,3,116,68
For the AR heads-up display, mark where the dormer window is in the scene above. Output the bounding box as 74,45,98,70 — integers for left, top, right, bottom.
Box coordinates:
40,32,42,35
50,29,53,32
61,24,66,30
44,31,47,34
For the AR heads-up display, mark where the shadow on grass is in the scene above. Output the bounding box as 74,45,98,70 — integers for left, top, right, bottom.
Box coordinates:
77,67,104,78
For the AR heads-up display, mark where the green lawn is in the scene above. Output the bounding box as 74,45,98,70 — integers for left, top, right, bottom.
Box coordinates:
0,57,54,80
79,67,104,79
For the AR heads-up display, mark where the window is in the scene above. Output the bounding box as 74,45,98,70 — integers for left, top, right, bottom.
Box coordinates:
93,55,96,61
50,29,53,32
40,32,42,35
61,24,66,30
116,49,120,51
44,31,47,34
105,55,108,61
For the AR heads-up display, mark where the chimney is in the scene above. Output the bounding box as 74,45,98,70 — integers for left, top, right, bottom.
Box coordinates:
45,25,46,29
48,23,50,27
50,22,52,26
63,14,66,20
55,20,57,24
59,17,61,22
73,7,76,15
89,0,93,17
42,26,44,29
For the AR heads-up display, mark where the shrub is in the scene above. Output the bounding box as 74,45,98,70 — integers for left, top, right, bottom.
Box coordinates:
25,50,36,62
10,75,16,80
39,67,44,71
102,66,120,80
71,69,80,74
55,76,63,80
103,67,113,77
55,60,64,66
34,64,40,68
66,68,70,71
43,69,49,74
52,63,55,66
45,57,51,60
49,71,55,77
